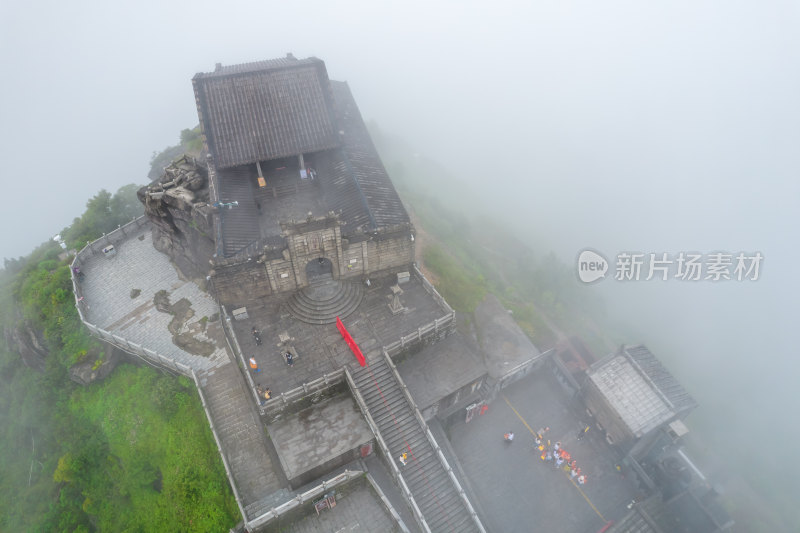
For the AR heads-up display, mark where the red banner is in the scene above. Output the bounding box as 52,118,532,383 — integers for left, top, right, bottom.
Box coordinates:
336,316,366,366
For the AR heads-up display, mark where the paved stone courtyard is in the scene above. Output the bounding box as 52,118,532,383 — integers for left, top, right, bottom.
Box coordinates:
235,273,449,395
447,369,639,533
78,227,228,371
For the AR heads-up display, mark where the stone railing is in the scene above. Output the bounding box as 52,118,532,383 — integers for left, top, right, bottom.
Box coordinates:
219,306,263,407
246,468,363,530
382,350,488,533
365,472,412,533
191,368,247,522
377,264,457,361
260,369,345,420
71,217,193,377
384,313,455,361
414,264,454,315
72,216,149,265
498,348,553,390
344,367,432,533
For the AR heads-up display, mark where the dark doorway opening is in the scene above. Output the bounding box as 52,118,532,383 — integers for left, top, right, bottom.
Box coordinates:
306,257,333,282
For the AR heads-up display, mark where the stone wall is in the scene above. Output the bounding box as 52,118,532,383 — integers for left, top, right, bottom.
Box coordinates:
211,223,415,307
211,259,273,304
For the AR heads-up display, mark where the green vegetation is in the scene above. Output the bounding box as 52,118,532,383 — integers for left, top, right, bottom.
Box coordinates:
148,126,203,182
422,244,486,312
0,183,237,531
61,185,144,251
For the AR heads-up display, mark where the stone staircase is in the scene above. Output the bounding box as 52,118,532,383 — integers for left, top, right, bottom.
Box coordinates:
285,275,364,325
196,362,284,518
217,167,261,257
350,356,481,533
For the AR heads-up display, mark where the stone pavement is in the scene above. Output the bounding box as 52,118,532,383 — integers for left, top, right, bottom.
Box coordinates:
77,227,228,371
235,272,449,395
446,368,639,533
197,361,287,517
264,477,400,533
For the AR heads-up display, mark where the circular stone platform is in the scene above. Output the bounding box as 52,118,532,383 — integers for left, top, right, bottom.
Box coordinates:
285,275,364,324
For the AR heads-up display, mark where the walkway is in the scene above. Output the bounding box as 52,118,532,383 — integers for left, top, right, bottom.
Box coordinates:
197,362,287,519
77,226,228,371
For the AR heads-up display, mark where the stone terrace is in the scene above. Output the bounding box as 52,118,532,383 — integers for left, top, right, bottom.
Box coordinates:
77,226,228,371
233,272,450,395
448,368,639,533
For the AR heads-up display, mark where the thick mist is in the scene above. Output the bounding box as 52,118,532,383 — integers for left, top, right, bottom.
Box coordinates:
2,0,798,528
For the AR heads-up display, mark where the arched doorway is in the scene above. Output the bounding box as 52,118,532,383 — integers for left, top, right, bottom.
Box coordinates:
305,257,333,283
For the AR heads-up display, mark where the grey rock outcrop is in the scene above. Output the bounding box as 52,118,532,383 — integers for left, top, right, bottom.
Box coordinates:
68,346,123,385
3,320,48,372
138,155,216,281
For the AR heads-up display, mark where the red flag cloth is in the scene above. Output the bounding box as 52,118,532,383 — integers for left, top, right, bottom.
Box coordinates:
336,316,366,366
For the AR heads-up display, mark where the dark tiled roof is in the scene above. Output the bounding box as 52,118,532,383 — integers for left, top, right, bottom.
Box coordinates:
625,345,698,415
193,57,340,169
329,81,410,229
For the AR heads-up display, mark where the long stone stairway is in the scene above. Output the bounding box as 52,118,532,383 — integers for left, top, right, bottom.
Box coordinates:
218,167,261,257
350,355,482,533
196,361,286,520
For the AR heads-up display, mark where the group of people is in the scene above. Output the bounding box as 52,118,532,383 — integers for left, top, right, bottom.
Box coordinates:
249,327,295,368
536,434,587,486
504,426,588,485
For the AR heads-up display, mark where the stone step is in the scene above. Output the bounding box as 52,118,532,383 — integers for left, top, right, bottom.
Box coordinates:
348,356,480,533
289,283,359,313
285,279,364,324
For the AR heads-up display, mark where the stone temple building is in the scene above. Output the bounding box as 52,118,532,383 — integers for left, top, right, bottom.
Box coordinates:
141,54,414,311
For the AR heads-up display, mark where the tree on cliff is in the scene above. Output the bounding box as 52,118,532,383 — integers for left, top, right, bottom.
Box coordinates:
61,185,143,249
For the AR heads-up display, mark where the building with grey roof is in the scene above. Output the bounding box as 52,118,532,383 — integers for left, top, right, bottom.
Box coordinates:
582,344,697,450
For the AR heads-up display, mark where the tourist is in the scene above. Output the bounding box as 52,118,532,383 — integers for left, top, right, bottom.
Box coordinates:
398,452,408,466
577,474,586,485
249,356,261,372
285,351,294,366
504,431,515,443
256,385,271,405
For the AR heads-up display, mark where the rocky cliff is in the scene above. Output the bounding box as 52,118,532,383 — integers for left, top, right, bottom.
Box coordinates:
3,319,48,373
138,155,216,281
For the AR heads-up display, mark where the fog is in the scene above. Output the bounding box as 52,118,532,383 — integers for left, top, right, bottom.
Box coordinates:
2,0,798,528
